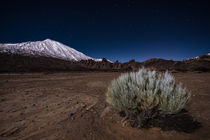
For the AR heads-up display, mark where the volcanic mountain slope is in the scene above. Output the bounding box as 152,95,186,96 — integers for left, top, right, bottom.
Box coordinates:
0,39,101,62
0,53,91,72
180,53,210,72
0,39,102,72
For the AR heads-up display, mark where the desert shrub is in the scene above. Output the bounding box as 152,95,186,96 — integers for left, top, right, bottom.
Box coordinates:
106,68,191,127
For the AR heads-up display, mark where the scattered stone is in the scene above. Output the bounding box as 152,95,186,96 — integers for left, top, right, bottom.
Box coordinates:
70,113,74,117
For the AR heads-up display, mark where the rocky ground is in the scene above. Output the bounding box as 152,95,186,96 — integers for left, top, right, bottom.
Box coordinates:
0,72,210,140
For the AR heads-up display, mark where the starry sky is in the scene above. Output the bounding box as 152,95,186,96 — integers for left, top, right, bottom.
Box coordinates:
0,0,210,62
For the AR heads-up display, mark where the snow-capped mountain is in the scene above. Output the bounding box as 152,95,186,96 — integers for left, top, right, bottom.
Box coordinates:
0,39,102,62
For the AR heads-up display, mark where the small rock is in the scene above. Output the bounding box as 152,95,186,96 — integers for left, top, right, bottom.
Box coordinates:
70,113,74,117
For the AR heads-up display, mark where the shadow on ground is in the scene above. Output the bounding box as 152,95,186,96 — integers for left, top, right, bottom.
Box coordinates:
120,109,201,133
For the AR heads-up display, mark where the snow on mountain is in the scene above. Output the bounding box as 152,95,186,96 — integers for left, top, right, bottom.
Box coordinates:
0,39,102,62
186,53,210,61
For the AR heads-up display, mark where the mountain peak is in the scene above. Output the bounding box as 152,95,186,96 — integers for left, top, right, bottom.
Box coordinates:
0,39,101,62
43,38,55,42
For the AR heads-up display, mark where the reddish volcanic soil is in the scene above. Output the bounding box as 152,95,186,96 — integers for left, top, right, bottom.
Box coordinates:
0,72,210,140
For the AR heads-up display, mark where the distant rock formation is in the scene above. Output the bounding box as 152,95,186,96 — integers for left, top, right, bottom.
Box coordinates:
0,38,210,72
0,52,210,73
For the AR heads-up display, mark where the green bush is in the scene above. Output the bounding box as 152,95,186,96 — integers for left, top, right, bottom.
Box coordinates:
106,68,191,127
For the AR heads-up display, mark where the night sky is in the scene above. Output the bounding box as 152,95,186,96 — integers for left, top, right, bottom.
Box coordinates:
0,0,210,62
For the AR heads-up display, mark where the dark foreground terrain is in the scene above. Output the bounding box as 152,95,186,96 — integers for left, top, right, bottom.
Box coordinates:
0,72,210,140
